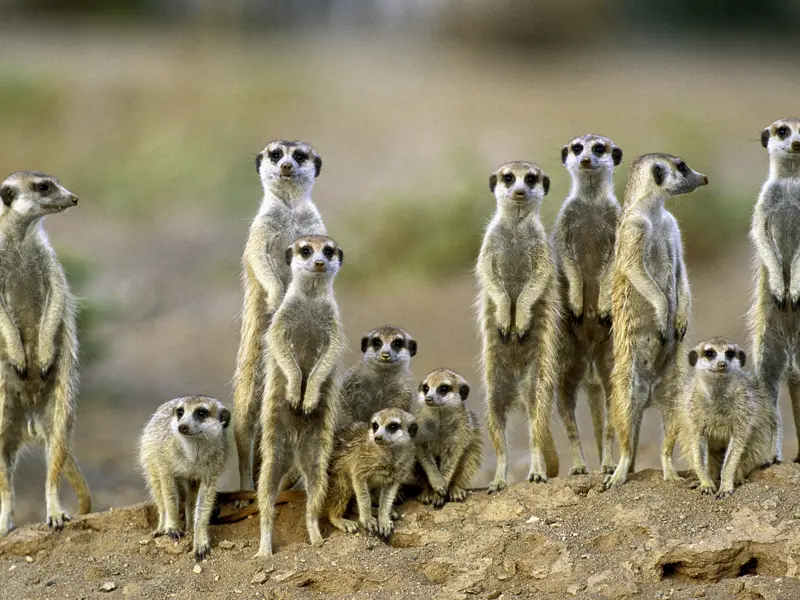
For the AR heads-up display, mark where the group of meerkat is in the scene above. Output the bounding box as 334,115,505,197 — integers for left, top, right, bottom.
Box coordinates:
2,117,799,563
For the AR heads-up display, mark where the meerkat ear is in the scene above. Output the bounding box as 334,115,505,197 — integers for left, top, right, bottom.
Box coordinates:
255,152,263,174
459,384,470,400
0,186,13,207
219,408,231,429
285,247,293,265
612,146,623,166
542,175,550,196
489,173,498,193
652,163,664,186
688,349,698,367
418,381,425,394
408,339,417,357
361,336,369,353
561,146,569,165
313,155,322,178
337,248,344,265
738,349,746,367
761,128,770,149
408,422,418,438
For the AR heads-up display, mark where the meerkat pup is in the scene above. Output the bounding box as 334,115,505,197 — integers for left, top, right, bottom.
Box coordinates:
476,161,561,491
326,407,417,538
255,235,344,558
413,368,482,507
749,117,800,464
233,140,327,495
552,134,623,475
680,339,774,499
139,396,230,561
603,154,708,489
0,171,91,536
338,325,417,427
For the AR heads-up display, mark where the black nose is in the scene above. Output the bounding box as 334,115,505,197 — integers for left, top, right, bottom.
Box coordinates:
314,260,325,268
281,162,293,171
178,423,189,434
380,351,390,359
374,434,383,442
71,195,79,205
580,157,591,165
425,397,434,405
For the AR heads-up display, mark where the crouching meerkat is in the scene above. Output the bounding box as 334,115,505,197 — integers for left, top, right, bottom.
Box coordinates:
255,235,344,558
552,134,623,475
603,154,708,489
748,117,800,463
0,171,90,536
476,161,561,491
338,325,417,427
680,339,774,498
139,396,230,561
233,140,327,495
326,407,417,539
413,368,482,506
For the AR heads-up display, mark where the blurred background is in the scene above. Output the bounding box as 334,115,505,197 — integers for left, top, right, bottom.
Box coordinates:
2,0,799,525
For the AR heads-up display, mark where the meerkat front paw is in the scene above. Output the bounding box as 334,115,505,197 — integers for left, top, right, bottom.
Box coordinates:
487,479,506,494
46,511,71,531
8,349,27,379
285,381,303,410
447,486,468,502
194,541,211,562
598,312,612,327
770,282,788,311
568,304,584,325
37,344,56,380
698,482,717,495
377,517,394,539
497,326,511,344
674,313,688,342
360,515,379,535
601,464,616,475
568,465,588,476
301,389,320,415
528,470,547,484
715,486,734,499
338,518,360,534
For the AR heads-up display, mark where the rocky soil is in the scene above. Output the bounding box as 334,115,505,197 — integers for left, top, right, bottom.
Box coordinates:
3,465,800,599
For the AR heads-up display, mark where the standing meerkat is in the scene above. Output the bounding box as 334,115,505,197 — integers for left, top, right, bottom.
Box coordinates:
748,117,800,463
476,161,561,492
326,407,417,539
233,140,327,495
552,134,623,475
138,396,230,561
603,153,708,489
413,368,482,507
0,171,90,536
338,325,417,427
254,235,344,558
680,338,774,498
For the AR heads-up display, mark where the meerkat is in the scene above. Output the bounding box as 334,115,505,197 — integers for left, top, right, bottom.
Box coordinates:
552,134,623,475
476,161,561,491
326,407,417,538
254,235,344,558
748,117,800,464
412,368,482,507
139,396,230,561
232,140,327,496
338,325,417,427
603,153,708,489
0,171,91,536
680,338,774,498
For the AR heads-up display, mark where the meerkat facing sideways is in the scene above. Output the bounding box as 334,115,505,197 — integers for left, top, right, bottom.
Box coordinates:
477,161,561,491
0,171,90,536
604,154,708,489
326,407,417,538
139,396,230,561
255,235,344,558
748,117,800,464
552,134,623,475
233,140,327,496
680,339,774,499
413,368,482,507
338,325,417,427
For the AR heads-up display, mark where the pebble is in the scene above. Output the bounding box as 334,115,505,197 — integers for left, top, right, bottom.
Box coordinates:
24,556,33,563
100,582,117,592
218,540,236,550
193,565,203,574
526,516,540,524
251,571,269,585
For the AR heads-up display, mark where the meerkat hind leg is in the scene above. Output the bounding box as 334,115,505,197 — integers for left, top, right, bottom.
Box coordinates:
485,369,514,493
603,379,647,489
254,432,291,558
0,436,21,536
757,338,785,464
788,377,800,463
557,357,589,475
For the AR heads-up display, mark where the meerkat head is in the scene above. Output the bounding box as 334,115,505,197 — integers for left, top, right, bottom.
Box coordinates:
625,153,708,201
0,171,78,222
360,325,417,369
562,134,622,176
170,396,231,439
285,235,343,281
489,161,550,209
370,408,418,446
761,118,800,162
418,368,470,409
255,140,321,200
688,338,746,376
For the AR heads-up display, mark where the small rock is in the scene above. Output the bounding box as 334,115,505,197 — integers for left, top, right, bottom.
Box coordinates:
486,592,501,600
138,539,150,546
215,575,220,582
274,570,296,582
526,516,540,524
44,579,56,587
218,540,236,550
234,589,242,594
193,565,203,574
24,556,33,563
100,582,117,592
566,583,582,596
9,565,16,571
295,577,313,588
251,571,269,585
725,526,733,531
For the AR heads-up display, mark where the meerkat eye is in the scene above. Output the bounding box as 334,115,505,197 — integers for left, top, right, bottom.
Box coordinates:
269,149,283,161
777,126,789,139
391,339,404,350
422,383,429,394
387,423,399,433
293,150,308,163
437,384,451,395
322,246,334,258
372,337,382,349
299,246,312,258
524,173,538,187
592,144,605,156
502,173,514,184
725,349,736,360
676,162,688,175
371,421,379,432
194,408,209,420
176,407,184,419
704,348,716,359
572,143,584,155
37,182,50,192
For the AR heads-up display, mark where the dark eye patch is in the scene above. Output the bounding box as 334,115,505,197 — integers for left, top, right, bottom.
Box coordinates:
777,126,789,139
391,338,404,350
422,383,429,394
300,246,312,257
176,407,184,419
387,422,400,433
572,143,584,155
372,337,382,349
725,349,736,360
437,384,451,395
36,182,51,193
524,173,538,187
194,408,209,420
269,148,283,161
371,421,379,432
293,149,308,163
322,246,334,258
704,348,716,359
502,172,514,184
592,143,605,156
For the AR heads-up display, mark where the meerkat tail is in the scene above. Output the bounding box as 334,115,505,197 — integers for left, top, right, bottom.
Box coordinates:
63,451,92,514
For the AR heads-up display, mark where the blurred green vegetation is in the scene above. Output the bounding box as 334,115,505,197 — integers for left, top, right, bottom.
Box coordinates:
60,253,110,367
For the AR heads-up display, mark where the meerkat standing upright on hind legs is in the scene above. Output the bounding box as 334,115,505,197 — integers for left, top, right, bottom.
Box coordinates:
552,135,623,475
603,154,708,489
749,117,800,464
232,141,327,495
0,171,91,535
476,161,562,492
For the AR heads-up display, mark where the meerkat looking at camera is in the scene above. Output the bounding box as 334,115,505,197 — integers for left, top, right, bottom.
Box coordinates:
233,140,327,496
326,407,417,539
139,396,230,561
413,368,482,507
254,235,344,558
680,338,774,499
603,153,708,490
748,117,800,464
0,171,91,536
338,325,417,427
552,134,623,475
476,161,561,492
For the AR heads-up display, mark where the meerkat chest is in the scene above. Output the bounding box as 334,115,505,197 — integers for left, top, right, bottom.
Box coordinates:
762,184,800,261
0,241,50,338
643,224,676,291
280,300,334,368
488,223,543,295
565,201,618,272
